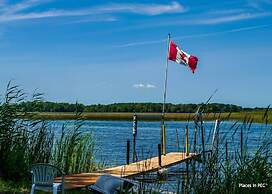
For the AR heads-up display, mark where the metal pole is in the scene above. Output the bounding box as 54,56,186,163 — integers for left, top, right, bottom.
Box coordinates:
212,119,220,149
216,120,220,156
161,125,166,155
161,33,171,155
200,113,206,163
240,128,243,158
132,113,137,162
193,127,197,153
126,140,130,165
185,125,189,156
162,33,171,123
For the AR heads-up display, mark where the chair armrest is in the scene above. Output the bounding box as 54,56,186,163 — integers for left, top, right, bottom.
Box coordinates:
30,170,34,183
61,174,65,190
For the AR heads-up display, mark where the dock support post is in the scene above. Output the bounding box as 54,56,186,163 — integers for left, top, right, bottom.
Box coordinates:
161,124,166,155
126,140,130,165
132,113,137,162
158,144,162,166
225,140,228,161
186,161,189,194
201,126,206,163
175,128,180,152
185,125,189,157
193,127,197,153
240,128,243,159
181,172,185,194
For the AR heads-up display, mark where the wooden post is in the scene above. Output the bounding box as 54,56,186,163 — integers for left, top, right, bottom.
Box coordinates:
193,127,197,153
126,140,130,165
181,172,185,194
132,113,137,162
185,125,189,157
201,126,206,163
161,124,166,155
225,140,228,161
177,178,181,194
240,128,243,158
175,128,180,152
192,156,196,193
186,161,189,194
193,123,197,188
158,144,162,166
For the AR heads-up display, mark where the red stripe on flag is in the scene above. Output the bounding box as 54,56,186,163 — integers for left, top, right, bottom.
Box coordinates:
188,56,198,73
168,41,177,61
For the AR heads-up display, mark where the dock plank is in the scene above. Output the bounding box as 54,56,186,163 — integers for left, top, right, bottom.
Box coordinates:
56,152,200,189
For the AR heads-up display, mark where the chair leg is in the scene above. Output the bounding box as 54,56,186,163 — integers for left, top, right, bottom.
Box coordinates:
30,184,35,194
62,176,65,194
53,184,58,194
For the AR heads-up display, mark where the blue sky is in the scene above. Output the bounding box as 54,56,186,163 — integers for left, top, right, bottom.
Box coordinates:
0,0,272,107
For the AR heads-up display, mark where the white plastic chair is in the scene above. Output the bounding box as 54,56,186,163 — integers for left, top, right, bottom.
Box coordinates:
88,174,135,194
30,163,65,194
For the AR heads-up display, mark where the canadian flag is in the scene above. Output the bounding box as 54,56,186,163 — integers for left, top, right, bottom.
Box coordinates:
168,41,198,73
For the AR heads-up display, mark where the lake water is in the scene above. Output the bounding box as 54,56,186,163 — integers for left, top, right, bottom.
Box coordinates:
51,120,272,166
51,120,271,192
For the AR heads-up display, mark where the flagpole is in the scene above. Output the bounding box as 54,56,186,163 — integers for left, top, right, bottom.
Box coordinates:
161,33,171,155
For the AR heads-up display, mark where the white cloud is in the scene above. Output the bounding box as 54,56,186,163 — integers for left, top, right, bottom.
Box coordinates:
0,1,185,23
2,0,42,15
146,84,156,88
63,16,118,25
133,84,145,88
133,83,156,89
114,38,165,48
116,24,272,48
0,9,97,22
104,1,184,16
207,9,246,15
194,12,271,25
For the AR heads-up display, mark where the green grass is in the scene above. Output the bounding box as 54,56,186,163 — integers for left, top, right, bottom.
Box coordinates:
0,179,91,193
0,179,29,193
21,111,272,123
0,82,100,193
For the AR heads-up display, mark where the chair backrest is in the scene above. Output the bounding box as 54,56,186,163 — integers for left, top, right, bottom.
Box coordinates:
31,163,63,187
89,174,135,194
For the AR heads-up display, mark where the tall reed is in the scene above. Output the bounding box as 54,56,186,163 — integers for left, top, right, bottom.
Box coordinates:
0,82,98,181
190,112,272,194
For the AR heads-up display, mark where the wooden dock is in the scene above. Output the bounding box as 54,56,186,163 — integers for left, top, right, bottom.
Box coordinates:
57,152,200,189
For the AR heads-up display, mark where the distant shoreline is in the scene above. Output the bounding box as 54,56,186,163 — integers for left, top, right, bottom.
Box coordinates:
22,111,272,123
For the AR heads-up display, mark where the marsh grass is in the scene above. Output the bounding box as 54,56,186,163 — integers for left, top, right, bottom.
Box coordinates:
1,82,271,193
0,82,99,185
19,111,272,124
123,109,272,194
52,118,99,174
188,111,272,194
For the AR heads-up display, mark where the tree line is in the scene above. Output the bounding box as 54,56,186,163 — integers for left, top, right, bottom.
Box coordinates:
15,101,264,113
